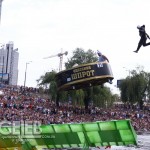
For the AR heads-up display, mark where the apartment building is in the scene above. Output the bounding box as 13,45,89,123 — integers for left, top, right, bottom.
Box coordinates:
0,42,19,85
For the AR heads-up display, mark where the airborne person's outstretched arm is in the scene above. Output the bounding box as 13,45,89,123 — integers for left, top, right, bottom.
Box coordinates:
102,55,109,62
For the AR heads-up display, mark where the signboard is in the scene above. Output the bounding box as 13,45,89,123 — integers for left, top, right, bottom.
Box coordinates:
56,62,114,90
117,79,124,88
0,73,9,81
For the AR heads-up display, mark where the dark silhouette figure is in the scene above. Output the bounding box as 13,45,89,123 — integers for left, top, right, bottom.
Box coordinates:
97,50,109,62
97,50,112,84
134,25,150,53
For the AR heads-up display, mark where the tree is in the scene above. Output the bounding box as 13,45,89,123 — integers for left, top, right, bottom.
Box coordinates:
65,48,97,69
119,66,150,109
92,86,112,108
37,70,58,103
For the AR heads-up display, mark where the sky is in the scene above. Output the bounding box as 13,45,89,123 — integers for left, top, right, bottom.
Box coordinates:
1,0,150,94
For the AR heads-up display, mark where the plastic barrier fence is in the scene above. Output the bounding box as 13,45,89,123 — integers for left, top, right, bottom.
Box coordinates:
0,119,137,150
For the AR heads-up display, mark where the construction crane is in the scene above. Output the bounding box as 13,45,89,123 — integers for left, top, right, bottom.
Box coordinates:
43,50,68,72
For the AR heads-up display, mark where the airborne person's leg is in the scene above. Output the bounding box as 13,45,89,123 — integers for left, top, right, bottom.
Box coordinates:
143,38,150,46
134,38,143,53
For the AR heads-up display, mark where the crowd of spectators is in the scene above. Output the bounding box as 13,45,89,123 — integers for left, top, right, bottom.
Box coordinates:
0,85,150,134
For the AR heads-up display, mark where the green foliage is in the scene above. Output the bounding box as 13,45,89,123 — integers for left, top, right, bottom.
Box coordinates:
65,48,97,69
37,70,58,101
91,86,113,107
119,66,150,108
37,70,57,85
59,91,68,103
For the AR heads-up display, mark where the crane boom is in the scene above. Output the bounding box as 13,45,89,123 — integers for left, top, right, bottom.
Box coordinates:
43,54,58,59
43,51,68,59
43,50,68,71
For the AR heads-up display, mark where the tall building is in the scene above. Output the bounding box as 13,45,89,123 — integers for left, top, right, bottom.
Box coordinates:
0,42,19,85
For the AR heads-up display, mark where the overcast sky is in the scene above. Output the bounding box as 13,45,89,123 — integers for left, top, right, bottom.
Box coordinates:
1,0,150,94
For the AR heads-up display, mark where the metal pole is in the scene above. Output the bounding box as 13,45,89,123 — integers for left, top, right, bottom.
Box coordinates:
24,63,27,87
24,61,32,87
6,44,9,74
1,56,4,83
0,0,3,24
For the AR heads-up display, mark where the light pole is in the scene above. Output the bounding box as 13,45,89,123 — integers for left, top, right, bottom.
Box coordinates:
0,0,4,24
24,61,32,87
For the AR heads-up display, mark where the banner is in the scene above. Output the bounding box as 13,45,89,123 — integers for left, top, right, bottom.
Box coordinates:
0,73,9,81
56,62,113,90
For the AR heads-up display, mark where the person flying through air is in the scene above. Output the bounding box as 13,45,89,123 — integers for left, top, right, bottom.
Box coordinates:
97,50,109,63
134,25,150,53
97,50,112,84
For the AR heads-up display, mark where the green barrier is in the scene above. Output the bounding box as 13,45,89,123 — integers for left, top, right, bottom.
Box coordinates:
0,119,137,150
